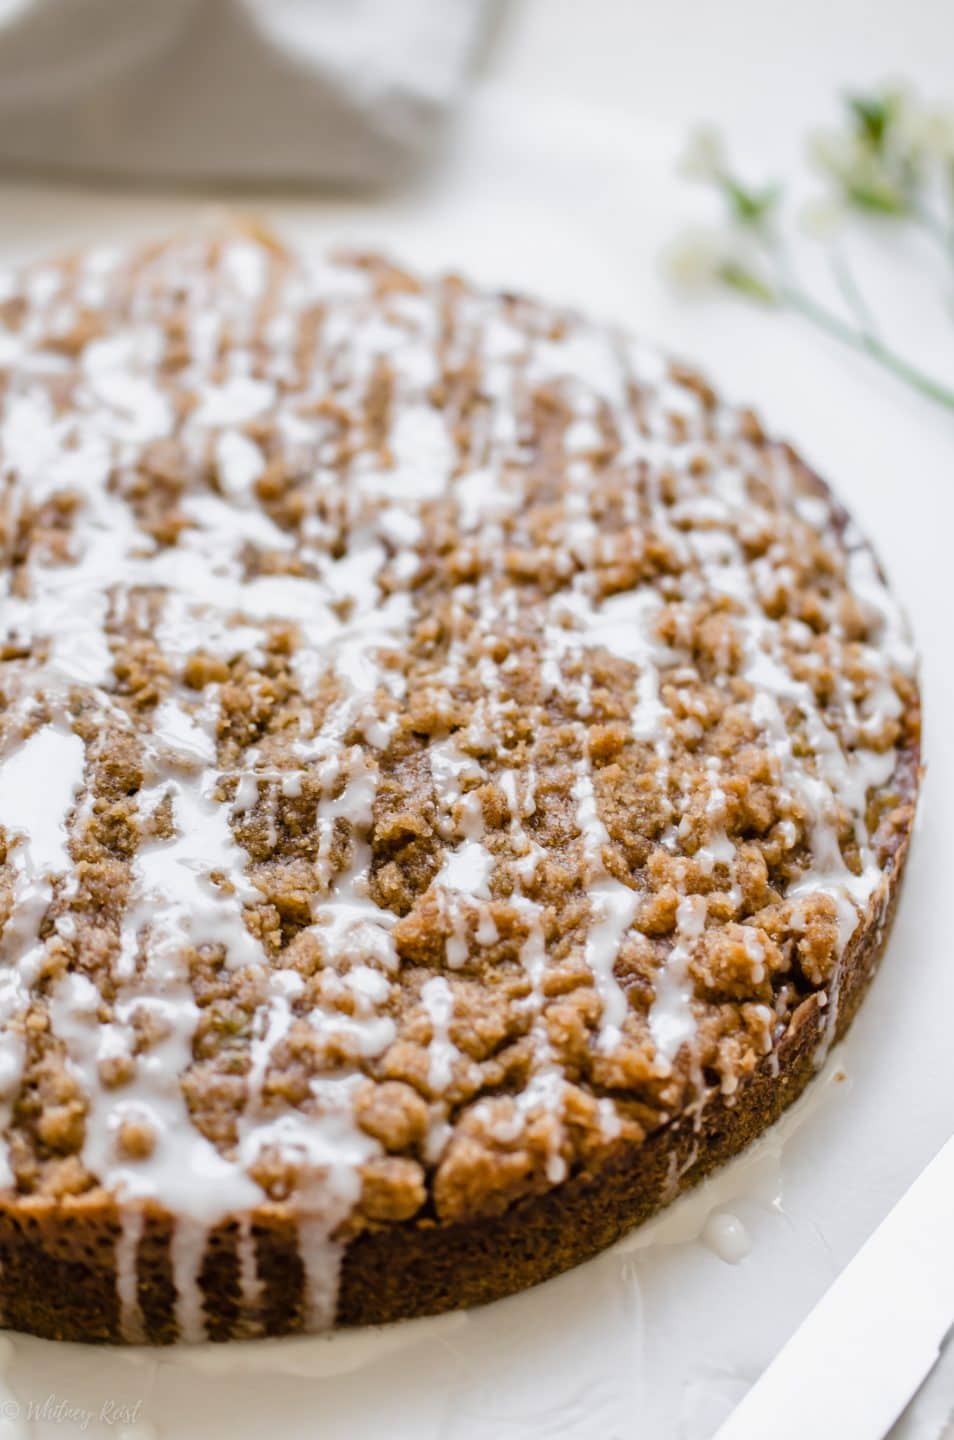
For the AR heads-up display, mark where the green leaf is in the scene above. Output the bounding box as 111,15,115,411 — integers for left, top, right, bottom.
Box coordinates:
717,261,778,304
846,93,894,151
722,178,781,228
845,179,908,214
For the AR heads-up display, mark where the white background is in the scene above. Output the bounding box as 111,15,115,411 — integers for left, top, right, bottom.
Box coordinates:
0,2,951,1436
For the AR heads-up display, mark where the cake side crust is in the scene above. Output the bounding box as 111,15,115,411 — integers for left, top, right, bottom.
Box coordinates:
0,756,915,1344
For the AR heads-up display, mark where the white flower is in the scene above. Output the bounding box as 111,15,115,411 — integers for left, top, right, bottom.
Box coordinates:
808,129,859,182
808,126,909,212
678,126,726,182
662,227,733,294
799,198,846,239
898,102,954,162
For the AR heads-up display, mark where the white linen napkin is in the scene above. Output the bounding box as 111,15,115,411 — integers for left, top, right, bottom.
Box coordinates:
0,0,491,186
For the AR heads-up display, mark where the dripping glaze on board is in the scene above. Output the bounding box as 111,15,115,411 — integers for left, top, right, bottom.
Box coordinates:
0,1054,847,1430
110,1053,852,1392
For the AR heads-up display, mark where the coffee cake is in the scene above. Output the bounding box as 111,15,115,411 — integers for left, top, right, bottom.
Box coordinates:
0,228,920,1342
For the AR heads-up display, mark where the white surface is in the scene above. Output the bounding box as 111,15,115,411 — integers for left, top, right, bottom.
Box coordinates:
0,1,950,1436
714,1137,954,1440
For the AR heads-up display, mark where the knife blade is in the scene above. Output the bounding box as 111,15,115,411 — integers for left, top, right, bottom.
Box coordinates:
712,1134,954,1440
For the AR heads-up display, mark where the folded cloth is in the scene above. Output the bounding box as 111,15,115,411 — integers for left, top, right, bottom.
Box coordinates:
0,0,490,186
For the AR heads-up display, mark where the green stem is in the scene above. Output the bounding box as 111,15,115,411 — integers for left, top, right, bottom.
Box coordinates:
910,203,954,267
829,251,880,339
779,282,954,411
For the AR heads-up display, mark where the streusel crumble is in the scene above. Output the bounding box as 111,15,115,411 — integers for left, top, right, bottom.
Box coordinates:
0,229,919,1342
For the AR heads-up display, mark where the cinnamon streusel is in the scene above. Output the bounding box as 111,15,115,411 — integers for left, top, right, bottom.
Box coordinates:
0,228,919,1342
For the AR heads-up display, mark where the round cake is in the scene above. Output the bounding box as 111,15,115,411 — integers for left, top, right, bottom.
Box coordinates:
0,228,919,1344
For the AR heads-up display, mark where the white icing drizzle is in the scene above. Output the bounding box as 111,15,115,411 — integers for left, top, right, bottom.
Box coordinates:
170,1217,210,1344
115,1207,146,1344
496,769,578,1179
701,1209,752,1265
0,724,85,969
0,233,915,1341
122,753,263,978
650,894,707,1061
235,1214,264,1333
420,977,459,1093
571,767,638,1052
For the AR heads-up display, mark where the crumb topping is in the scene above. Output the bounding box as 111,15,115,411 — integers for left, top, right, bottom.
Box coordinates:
0,230,918,1263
